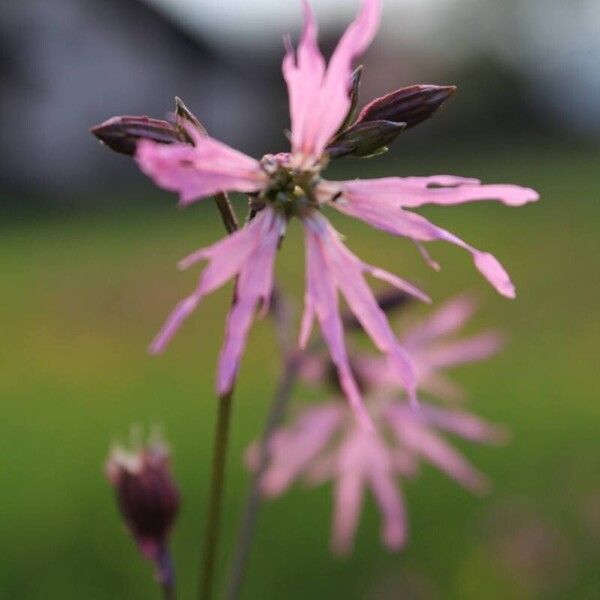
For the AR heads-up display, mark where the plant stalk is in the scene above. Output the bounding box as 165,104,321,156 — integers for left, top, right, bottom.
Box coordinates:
225,353,303,600
198,191,239,599
200,391,234,599
213,193,239,234
157,545,176,600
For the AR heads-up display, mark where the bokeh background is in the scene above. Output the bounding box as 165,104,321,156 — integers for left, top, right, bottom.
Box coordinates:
1,1,599,598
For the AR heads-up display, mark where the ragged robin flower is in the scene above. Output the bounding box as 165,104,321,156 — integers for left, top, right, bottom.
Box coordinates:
92,0,537,427
247,294,508,554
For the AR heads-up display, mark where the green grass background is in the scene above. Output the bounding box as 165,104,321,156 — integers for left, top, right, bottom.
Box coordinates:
1,143,599,599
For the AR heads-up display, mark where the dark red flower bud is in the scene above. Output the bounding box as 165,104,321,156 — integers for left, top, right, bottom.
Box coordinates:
326,119,406,159
91,116,187,157
356,84,456,129
106,437,180,584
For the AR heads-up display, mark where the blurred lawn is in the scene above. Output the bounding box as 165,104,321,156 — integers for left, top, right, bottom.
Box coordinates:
1,143,599,599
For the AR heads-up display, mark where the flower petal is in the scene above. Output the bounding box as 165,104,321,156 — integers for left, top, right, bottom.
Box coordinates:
420,332,505,370
217,210,283,394
314,0,382,155
403,294,478,346
331,470,365,555
326,181,517,298
418,405,508,444
136,136,265,205
285,0,382,160
306,214,420,407
303,217,373,429
388,406,489,494
283,0,326,158
331,176,538,208
369,469,408,550
149,209,275,354
259,404,343,496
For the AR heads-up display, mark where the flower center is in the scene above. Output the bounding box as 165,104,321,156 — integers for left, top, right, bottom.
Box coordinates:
257,154,324,219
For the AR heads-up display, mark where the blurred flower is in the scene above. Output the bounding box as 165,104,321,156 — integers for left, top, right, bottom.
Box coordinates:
106,434,180,588
247,295,507,555
302,294,506,404
95,0,537,426
247,397,503,555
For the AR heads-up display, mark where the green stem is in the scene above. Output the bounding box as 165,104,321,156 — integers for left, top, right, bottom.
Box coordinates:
225,354,302,600
200,391,234,600
197,190,239,599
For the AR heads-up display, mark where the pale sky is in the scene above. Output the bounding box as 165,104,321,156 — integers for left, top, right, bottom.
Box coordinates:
143,0,448,51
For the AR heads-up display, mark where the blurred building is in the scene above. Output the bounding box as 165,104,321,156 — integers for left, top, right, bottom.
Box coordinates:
0,0,284,195
1,0,598,199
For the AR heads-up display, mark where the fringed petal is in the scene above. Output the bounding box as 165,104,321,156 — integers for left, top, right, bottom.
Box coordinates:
284,0,382,161
136,136,265,205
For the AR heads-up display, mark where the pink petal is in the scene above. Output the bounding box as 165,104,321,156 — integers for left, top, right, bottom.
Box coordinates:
353,355,401,391
311,0,382,157
302,218,373,429
150,210,271,353
217,210,283,394
304,452,337,486
330,428,378,555
331,176,538,208
261,403,344,496
285,0,382,161
420,332,505,370
149,209,276,354
419,405,508,445
305,214,422,407
418,372,467,404
136,136,265,205
369,469,408,550
326,181,517,298
399,182,540,208
403,294,478,347
331,470,365,555
297,353,328,384
388,407,489,494
283,1,326,158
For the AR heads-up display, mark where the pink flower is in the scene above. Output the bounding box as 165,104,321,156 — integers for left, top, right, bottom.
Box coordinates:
136,0,537,423
247,399,505,555
247,294,507,554
301,294,505,404
356,294,505,403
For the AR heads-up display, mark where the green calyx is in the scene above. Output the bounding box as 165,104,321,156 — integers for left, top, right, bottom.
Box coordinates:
259,159,321,219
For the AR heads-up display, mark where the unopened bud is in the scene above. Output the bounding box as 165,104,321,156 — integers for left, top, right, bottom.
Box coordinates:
357,84,456,129
106,435,180,587
91,116,186,157
326,120,406,159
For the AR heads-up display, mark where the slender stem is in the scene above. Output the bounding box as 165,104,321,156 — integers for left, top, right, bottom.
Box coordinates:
213,192,239,234
200,391,234,599
226,353,303,600
224,291,410,598
157,545,176,600
197,190,239,599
